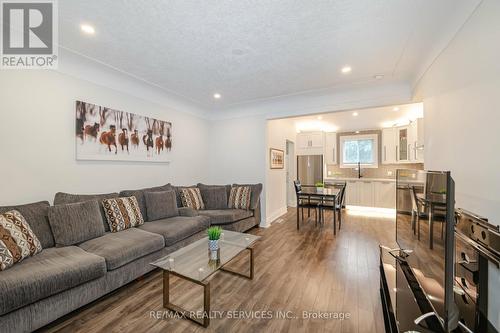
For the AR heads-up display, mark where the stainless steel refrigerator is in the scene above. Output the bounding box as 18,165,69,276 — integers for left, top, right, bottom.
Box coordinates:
297,155,323,186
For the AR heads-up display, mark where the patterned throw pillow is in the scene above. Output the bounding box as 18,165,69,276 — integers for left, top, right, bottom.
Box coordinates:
228,186,252,210
180,188,205,210
102,197,144,232
0,210,42,271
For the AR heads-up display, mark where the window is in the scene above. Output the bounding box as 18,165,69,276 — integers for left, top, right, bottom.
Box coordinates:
339,134,378,168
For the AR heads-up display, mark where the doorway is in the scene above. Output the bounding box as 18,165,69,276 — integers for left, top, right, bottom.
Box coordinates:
286,140,296,207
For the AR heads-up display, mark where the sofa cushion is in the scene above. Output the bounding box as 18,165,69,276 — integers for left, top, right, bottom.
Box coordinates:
173,185,197,207
78,228,164,271
179,188,205,210
119,184,172,221
102,196,144,232
232,183,263,209
228,186,252,210
145,190,179,221
0,201,53,249
0,246,106,316
198,209,254,225
54,192,119,232
0,210,43,271
48,200,105,246
139,216,209,246
197,184,229,210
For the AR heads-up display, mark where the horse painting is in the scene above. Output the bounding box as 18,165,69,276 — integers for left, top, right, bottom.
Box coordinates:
118,128,129,153
76,100,172,162
143,130,154,152
99,125,117,154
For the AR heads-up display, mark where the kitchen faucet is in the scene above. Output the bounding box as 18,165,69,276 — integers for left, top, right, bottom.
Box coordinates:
356,161,363,179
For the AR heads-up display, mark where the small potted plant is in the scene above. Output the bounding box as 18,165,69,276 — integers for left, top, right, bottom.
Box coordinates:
207,226,222,260
315,182,324,191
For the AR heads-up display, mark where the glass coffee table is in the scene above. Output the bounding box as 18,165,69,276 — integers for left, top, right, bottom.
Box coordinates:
151,230,260,327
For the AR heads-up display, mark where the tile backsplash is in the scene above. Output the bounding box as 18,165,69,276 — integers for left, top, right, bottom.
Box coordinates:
326,163,424,179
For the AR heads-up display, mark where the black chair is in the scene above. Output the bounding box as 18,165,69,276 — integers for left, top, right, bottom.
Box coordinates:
411,185,445,245
294,180,319,230
317,182,346,234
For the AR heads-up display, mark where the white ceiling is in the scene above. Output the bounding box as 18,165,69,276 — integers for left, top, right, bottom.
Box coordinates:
291,103,423,132
58,0,479,109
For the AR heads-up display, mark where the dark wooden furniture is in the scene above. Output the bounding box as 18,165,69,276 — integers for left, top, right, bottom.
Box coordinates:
151,231,260,327
296,186,341,235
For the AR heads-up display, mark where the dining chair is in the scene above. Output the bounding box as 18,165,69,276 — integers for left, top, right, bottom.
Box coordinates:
316,183,345,235
410,185,426,240
294,180,318,230
411,185,445,245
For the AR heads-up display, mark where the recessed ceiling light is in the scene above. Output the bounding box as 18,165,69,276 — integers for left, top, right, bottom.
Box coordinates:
80,24,95,35
317,116,323,120
355,131,360,134
352,112,359,116
374,74,384,80
341,66,352,74
213,93,221,99
393,107,400,111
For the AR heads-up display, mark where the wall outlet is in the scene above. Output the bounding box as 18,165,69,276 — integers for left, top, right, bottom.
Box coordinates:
387,171,393,176
327,171,332,176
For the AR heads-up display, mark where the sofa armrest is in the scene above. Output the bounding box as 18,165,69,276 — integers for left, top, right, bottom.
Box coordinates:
178,207,198,217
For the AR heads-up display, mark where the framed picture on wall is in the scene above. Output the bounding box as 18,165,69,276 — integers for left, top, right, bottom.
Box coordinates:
75,101,172,162
270,148,285,169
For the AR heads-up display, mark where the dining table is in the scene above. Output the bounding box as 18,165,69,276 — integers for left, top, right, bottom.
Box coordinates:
416,192,447,249
297,187,341,235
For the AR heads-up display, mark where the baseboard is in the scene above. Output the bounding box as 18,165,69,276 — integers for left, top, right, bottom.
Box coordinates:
265,206,288,225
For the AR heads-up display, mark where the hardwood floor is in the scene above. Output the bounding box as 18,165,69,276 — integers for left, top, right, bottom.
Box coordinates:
39,208,397,333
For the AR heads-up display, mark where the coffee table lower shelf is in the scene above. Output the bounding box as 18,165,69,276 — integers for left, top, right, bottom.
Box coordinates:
162,247,254,328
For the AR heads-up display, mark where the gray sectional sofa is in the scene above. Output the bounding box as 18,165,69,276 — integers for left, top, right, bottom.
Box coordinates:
0,183,262,333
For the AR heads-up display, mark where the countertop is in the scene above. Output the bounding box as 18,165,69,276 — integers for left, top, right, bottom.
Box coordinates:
324,177,396,182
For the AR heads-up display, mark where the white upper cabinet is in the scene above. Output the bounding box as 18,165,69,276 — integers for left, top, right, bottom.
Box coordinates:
382,127,397,164
397,126,410,162
409,118,424,163
324,132,337,165
296,132,324,155
382,120,424,165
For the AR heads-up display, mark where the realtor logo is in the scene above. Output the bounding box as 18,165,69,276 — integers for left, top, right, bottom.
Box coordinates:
1,0,58,69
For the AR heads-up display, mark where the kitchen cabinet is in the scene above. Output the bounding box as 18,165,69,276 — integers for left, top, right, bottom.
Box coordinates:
345,180,360,205
408,118,424,163
340,179,396,208
359,181,375,207
397,126,410,162
381,120,424,165
324,132,337,165
296,132,324,155
382,127,397,164
374,181,396,208
297,132,323,149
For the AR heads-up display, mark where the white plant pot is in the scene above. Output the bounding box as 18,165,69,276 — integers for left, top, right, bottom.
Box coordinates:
209,239,219,251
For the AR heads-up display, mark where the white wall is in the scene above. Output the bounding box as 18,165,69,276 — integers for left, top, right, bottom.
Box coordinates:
0,69,210,205
265,118,296,224
207,115,268,224
414,0,500,328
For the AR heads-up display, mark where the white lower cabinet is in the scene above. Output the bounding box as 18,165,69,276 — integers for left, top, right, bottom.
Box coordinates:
359,181,375,207
344,180,395,208
374,181,396,208
346,181,360,205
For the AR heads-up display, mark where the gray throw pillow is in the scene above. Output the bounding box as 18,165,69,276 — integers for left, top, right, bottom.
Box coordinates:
53,192,119,232
120,184,172,221
144,190,179,221
48,200,105,247
198,184,229,209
